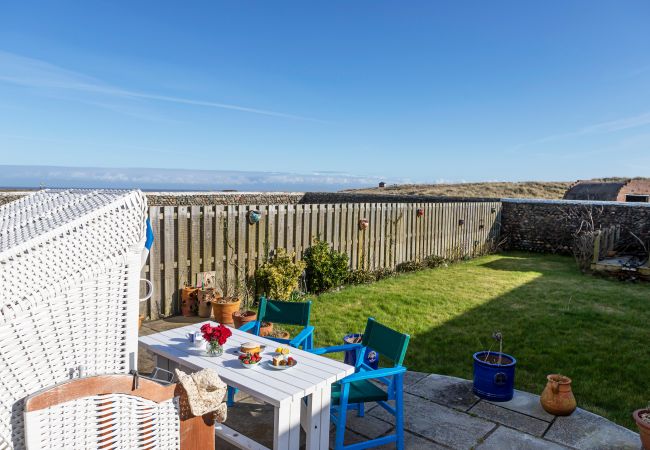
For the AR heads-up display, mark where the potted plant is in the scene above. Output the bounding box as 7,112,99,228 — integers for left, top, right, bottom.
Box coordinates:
211,296,240,325
197,287,216,318
199,322,232,357
259,321,273,336
268,327,290,340
472,331,517,402
633,403,650,450
232,278,258,328
180,283,199,317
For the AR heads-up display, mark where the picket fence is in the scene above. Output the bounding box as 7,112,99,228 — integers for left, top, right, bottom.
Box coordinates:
141,201,502,319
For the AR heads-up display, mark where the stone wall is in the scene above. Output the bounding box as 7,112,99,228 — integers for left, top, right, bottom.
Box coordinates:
501,199,650,254
0,191,305,206
300,192,499,204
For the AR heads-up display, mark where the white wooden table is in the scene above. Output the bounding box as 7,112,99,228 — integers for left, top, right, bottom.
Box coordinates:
139,322,354,450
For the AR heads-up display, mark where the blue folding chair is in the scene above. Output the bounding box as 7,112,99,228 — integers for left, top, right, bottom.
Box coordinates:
238,296,314,349
308,318,410,450
228,296,314,405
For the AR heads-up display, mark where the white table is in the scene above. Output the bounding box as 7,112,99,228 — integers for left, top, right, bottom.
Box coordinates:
139,322,354,450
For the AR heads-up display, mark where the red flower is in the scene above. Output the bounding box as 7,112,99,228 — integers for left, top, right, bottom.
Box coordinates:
201,323,232,345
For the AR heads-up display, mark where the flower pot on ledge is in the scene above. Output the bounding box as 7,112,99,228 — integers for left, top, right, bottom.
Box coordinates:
472,351,517,402
233,310,257,329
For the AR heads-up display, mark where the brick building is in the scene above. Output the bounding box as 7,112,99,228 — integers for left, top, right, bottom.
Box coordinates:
563,179,650,202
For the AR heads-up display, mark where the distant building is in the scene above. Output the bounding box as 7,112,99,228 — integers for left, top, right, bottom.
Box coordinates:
563,179,650,202
378,181,386,188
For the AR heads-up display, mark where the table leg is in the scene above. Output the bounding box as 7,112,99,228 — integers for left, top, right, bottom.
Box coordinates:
303,385,332,450
274,397,301,450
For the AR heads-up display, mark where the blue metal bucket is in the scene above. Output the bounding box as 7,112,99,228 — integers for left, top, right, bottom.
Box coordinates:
472,351,516,402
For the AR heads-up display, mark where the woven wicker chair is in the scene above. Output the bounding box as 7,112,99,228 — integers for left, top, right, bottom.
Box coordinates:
0,189,149,449
23,375,214,450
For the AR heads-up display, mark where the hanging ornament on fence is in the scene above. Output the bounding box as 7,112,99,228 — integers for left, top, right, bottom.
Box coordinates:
358,218,369,231
416,208,425,218
247,210,262,225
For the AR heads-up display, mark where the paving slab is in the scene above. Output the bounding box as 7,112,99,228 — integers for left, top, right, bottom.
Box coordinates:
545,407,641,450
345,413,394,439
469,400,550,437
486,389,555,422
369,392,495,449
476,426,571,450
406,373,479,411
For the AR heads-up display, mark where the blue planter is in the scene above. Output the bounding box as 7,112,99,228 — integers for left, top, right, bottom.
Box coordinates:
343,333,379,369
472,351,516,402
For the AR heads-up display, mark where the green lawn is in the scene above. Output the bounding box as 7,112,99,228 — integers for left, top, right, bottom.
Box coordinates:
308,252,650,430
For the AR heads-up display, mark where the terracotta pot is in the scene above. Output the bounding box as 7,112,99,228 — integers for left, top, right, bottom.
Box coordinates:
233,310,258,329
271,331,290,340
197,288,217,318
633,409,650,450
180,287,199,317
259,322,273,337
211,297,241,325
540,374,577,416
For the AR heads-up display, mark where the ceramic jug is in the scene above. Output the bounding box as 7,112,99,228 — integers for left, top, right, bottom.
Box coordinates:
540,374,576,416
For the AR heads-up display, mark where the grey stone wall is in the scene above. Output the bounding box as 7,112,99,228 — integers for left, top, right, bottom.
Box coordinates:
300,192,499,204
501,199,650,254
0,191,306,206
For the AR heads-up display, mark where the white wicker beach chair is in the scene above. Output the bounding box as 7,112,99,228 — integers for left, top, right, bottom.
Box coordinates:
23,374,214,450
0,189,149,449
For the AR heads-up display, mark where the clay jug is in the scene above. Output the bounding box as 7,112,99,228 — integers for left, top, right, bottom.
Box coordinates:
540,374,576,416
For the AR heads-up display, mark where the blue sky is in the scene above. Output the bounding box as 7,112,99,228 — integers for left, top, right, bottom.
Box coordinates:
1,1,649,189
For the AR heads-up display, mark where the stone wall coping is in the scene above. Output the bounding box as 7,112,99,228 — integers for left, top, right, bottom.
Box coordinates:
501,197,650,208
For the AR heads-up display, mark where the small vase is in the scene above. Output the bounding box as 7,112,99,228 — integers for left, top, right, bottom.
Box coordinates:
205,341,223,357
540,374,577,416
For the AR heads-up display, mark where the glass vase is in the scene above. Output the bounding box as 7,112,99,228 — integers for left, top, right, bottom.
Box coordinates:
205,340,223,357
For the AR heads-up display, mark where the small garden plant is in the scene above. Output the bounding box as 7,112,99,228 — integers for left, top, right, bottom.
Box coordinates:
303,239,349,293
255,248,305,300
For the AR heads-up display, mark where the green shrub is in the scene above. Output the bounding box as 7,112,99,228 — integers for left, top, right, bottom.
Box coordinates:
374,267,395,280
424,255,448,268
255,248,306,300
396,260,426,273
303,239,349,293
347,269,376,285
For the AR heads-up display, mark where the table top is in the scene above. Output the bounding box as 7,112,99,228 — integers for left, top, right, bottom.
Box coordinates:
139,322,355,407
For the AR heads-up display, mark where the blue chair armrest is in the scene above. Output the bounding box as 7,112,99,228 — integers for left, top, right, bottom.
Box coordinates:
340,366,406,384
307,343,363,355
238,321,258,333
289,326,314,347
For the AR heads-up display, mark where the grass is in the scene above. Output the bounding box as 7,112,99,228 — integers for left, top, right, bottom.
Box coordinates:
307,252,650,430
345,178,650,199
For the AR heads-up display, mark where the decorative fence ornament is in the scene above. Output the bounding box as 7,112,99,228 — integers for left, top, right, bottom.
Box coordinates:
247,209,262,225
416,208,425,218
358,218,369,231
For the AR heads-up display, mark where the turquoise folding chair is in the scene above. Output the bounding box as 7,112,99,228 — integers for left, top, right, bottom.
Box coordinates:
228,296,314,405
239,296,314,349
308,318,410,450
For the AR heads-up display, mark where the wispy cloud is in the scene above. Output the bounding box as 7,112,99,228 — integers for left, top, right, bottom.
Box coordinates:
511,111,650,152
0,50,324,122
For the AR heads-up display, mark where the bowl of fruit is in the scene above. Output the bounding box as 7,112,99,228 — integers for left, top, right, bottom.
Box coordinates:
239,352,262,369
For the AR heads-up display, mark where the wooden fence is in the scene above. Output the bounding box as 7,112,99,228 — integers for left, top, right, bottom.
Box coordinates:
141,201,502,319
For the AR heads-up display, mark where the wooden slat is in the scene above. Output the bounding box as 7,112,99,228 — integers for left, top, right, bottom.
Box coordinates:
225,205,236,296
162,206,176,317
177,205,189,293
148,206,162,319
189,205,202,288
214,205,225,291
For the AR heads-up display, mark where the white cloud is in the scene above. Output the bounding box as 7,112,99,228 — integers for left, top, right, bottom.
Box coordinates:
0,50,325,122
511,111,650,151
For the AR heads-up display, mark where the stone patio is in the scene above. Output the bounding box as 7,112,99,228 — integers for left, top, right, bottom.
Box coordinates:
139,318,641,449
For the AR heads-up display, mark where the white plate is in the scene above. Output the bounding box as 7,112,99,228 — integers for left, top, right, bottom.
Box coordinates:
265,360,297,370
